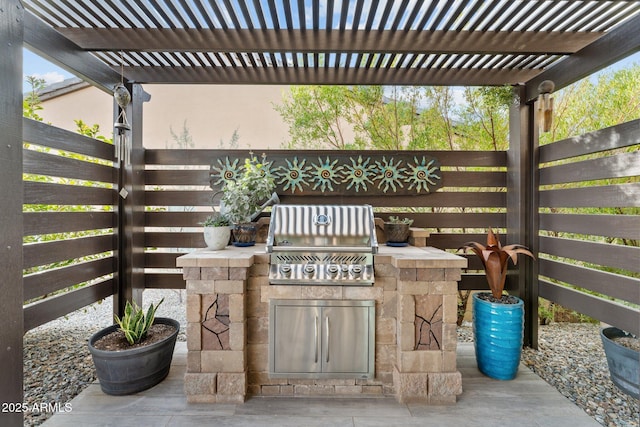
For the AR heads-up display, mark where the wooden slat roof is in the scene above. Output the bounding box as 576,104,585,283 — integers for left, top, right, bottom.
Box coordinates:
23,0,640,86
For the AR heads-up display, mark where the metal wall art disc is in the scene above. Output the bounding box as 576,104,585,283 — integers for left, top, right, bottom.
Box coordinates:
210,153,442,196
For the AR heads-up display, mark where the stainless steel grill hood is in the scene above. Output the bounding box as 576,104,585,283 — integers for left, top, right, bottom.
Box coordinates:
266,204,378,253
266,204,378,286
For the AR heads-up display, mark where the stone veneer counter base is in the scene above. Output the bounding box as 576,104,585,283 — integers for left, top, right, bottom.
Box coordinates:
177,244,467,404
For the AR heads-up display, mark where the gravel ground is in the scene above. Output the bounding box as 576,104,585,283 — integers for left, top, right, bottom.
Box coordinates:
459,322,639,427
523,324,639,427
23,293,638,427
23,289,186,426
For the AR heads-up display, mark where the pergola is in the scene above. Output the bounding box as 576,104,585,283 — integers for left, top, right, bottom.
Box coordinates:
19,0,640,95
2,1,639,425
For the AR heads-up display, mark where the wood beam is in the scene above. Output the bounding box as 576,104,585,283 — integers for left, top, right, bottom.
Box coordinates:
23,11,122,94
57,28,600,55
0,1,24,425
525,14,640,102
121,65,540,86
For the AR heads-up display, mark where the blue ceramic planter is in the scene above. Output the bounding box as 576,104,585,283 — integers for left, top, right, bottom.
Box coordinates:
473,293,524,380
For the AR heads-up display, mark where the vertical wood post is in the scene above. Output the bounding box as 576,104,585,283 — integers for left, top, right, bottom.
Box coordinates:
0,1,24,425
114,83,147,316
507,85,539,349
526,97,541,350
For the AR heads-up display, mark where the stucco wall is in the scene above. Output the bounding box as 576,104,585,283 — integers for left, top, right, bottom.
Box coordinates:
143,85,291,149
39,84,293,149
38,85,113,140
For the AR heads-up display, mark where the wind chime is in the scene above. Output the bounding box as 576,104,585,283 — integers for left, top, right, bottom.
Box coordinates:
537,80,555,133
113,52,131,165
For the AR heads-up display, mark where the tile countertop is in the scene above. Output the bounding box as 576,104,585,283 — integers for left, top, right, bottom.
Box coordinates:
176,244,467,269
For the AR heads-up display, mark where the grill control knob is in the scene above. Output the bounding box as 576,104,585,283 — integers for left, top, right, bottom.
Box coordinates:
303,264,316,276
341,264,350,273
351,265,363,277
327,264,339,276
280,264,292,276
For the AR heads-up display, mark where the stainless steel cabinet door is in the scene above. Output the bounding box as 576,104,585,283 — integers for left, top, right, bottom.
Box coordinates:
322,306,370,374
272,305,321,374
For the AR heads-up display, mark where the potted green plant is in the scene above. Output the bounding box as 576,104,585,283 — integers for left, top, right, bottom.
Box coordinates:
221,155,276,246
384,215,414,246
202,212,231,250
87,298,179,395
459,228,535,380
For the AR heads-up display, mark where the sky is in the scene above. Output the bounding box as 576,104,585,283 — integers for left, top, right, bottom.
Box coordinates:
23,50,72,92
22,48,639,93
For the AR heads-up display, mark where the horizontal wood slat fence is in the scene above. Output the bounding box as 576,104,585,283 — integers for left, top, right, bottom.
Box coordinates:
537,119,640,335
143,149,507,292
22,118,117,332
21,118,639,338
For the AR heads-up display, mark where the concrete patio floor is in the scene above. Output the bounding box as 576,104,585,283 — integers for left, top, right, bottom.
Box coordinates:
42,342,599,427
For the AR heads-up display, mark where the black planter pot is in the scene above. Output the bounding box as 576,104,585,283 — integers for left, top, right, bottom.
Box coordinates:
88,317,179,395
600,327,639,399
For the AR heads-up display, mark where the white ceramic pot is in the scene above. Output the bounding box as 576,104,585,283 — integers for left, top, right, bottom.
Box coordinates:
203,226,231,250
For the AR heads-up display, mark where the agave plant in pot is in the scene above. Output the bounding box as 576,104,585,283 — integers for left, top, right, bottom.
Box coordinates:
221,155,276,246
88,298,179,395
459,228,535,380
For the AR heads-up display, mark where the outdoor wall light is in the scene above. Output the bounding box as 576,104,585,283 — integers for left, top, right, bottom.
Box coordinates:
537,80,555,133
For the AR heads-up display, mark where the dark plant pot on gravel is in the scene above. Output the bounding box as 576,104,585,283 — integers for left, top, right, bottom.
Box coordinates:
88,317,179,395
473,292,524,380
600,327,640,399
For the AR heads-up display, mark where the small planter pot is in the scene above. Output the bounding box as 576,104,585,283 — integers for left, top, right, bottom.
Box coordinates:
473,293,524,380
232,222,258,246
384,222,411,246
600,327,639,399
204,225,231,250
88,317,179,395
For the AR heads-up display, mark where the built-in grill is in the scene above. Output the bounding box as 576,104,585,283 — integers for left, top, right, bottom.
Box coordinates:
266,204,378,286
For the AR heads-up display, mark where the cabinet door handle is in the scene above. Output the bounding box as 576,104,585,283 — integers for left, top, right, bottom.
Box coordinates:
325,316,330,364
314,315,319,364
